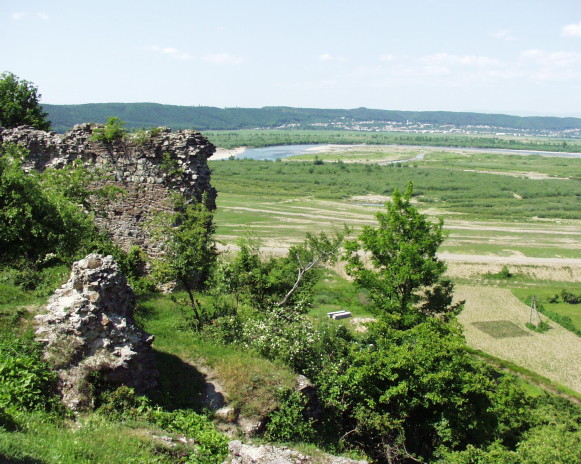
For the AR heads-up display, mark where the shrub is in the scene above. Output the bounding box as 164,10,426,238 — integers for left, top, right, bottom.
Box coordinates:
0,332,60,413
91,117,127,144
265,390,316,443
498,265,513,279
98,386,228,464
0,144,99,265
241,309,322,374
561,290,580,304
525,321,550,333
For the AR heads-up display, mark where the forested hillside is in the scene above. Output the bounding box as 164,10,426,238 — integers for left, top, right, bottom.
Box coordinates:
44,103,581,133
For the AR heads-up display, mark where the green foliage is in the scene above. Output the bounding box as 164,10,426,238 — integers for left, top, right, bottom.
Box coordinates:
265,390,316,443
0,71,50,130
241,307,323,374
316,320,531,462
525,321,551,333
43,102,581,136
522,294,581,337
345,183,457,328
0,144,98,264
96,385,228,463
217,235,321,313
90,117,127,144
0,332,60,413
0,264,69,298
561,289,581,304
150,408,229,464
160,151,185,178
210,158,581,220
498,265,513,279
151,196,217,330
131,126,163,146
443,395,581,464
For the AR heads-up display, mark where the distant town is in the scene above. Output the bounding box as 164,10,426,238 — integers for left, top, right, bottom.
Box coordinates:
274,118,581,138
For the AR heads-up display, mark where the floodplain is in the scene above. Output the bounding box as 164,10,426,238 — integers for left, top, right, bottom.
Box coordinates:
208,138,581,393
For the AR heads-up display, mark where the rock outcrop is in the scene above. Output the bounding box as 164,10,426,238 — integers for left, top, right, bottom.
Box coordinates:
226,441,368,464
0,124,216,256
35,254,158,410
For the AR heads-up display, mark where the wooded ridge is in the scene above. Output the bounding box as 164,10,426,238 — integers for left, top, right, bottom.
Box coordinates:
43,103,581,133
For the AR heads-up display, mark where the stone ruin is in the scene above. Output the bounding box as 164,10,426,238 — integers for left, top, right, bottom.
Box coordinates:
35,254,158,410
0,123,217,257
227,441,368,464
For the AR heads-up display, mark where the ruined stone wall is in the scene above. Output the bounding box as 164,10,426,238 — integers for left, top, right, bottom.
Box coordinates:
0,124,217,256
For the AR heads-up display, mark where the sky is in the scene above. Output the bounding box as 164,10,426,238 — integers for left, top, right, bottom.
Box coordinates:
2,0,581,117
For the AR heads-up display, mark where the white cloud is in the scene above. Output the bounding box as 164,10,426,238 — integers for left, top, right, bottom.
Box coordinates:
317,53,333,61
202,53,244,65
562,22,581,37
379,54,396,62
520,49,581,67
518,49,581,81
491,29,516,41
11,11,49,21
147,45,192,60
421,53,500,67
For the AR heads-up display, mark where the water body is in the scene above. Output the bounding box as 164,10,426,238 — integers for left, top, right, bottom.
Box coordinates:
236,144,320,161
234,144,581,161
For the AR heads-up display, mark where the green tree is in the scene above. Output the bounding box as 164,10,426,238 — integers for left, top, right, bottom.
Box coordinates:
152,196,217,330
0,72,50,130
221,229,346,313
345,182,459,328
317,320,529,463
0,144,97,263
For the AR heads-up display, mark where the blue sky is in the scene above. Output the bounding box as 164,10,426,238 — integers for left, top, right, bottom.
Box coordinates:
2,0,581,116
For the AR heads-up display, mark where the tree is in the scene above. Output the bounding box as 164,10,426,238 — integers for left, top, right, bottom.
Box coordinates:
345,182,459,328
0,144,97,264
0,72,50,130
277,228,348,307
152,196,217,330
221,228,347,313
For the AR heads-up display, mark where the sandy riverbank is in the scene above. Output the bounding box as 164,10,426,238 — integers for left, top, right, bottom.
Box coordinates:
211,147,247,160
304,144,365,153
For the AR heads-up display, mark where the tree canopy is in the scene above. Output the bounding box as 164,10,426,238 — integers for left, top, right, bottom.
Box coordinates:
345,182,460,328
0,72,50,130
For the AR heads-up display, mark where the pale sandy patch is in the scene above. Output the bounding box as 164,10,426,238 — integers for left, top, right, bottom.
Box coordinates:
462,169,568,180
211,147,247,160
304,144,365,153
456,285,581,393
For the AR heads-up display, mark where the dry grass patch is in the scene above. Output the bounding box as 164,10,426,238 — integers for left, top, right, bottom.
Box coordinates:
456,285,581,393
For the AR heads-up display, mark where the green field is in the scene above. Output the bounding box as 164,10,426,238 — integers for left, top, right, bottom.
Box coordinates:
209,149,581,266
209,151,581,220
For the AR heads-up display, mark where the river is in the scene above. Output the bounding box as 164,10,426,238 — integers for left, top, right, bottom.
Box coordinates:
231,144,581,161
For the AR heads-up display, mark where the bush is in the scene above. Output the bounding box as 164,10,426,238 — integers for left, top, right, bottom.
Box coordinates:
0,144,99,265
561,290,580,304
525,321,550,333
498,265,513,279
97,386,228,464
241,308,322,374
0,332,60,413
90,117,127,144
265,390,316,443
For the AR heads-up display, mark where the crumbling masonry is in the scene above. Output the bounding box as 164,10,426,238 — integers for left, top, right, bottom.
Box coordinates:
0,123,217,256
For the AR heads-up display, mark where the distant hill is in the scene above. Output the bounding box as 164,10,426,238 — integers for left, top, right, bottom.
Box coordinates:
43,103,581,133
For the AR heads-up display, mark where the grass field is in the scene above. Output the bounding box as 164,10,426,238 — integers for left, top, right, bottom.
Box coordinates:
456,285,581,393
